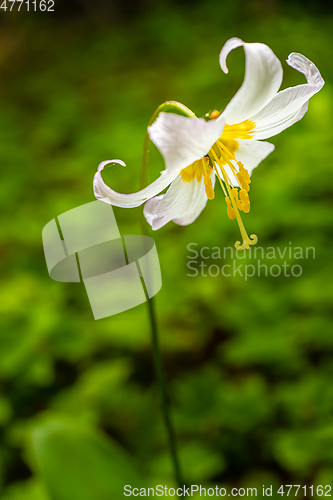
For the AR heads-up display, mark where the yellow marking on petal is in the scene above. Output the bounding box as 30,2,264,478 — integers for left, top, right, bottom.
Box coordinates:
178,118,257,248
180,163,196,183
222,119,256,140
211,142,222,161
180,159,205,183
195,161,203,182
180,158,215,199
221,137,239,155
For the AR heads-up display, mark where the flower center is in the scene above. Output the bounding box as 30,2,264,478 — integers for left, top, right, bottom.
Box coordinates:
180,117,257,250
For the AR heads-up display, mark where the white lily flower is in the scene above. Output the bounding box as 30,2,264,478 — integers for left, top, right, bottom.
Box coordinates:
93,38,324,249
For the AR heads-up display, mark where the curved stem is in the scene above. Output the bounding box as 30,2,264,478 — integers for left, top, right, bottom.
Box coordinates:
140,101,196,191
140,101,191,487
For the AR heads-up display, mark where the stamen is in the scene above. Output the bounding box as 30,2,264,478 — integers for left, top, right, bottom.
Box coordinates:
232,187,241,209
231,187,250,213
225,196,236,219
210,148,235,193
202,158,215,200
236,163,251,192
211,161,227,197
218,140,236,161
180,120,257,249
209,148,257,250
217,141,238,175
237,162,251,184
239,189,250,213
180,163,196,182
204,176,215,200
195,160,203,182
221,120,256,140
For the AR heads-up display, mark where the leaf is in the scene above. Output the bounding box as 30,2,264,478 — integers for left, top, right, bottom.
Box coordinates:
28,414,145,500
1,479,50,500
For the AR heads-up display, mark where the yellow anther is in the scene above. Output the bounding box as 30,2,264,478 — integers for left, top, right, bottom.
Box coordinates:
210,110,220,120
236,170,250,192
232,187,239,199
222,120,256,140
205,186,215,200
225,196,236,219
231,187,250,213
204,174,215,200
239,189,250,213
238,163,251,184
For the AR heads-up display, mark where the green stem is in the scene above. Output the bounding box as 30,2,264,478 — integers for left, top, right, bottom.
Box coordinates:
146,295,184,488
140,101,193,486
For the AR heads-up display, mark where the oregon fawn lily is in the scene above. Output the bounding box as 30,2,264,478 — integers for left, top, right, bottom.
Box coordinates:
94,38,324,249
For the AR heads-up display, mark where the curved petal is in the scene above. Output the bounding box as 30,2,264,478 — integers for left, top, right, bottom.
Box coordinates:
217,139,275,186
148,112,225,172
249,54,324,139
93,160,178,208
288,52,324,87
143,172,215,230
220,38,283,125
143,195,164,227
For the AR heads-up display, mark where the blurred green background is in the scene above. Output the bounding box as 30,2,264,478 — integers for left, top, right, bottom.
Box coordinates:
0,0,333,498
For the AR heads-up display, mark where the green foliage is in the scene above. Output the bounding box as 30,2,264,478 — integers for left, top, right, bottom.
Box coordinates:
0,0,333,498
27,415,145,500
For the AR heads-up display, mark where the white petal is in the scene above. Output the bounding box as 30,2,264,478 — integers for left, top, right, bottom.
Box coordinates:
143,173,215,230
287,52,324,87
250,54,324,139
148,112,225,172
93,160,178,208
217,139,275,186
219,38,283,125
143,195,163,226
